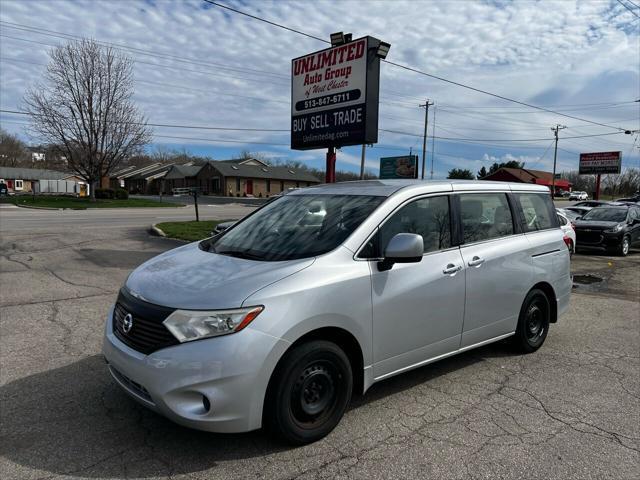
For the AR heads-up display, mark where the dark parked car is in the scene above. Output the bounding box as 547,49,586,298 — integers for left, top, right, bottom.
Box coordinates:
563,206,591,218
614,198,640,206
0,181,7,196
572,200,611,209
574,205,640,256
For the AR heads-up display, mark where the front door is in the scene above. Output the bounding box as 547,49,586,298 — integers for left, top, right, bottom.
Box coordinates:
457,192,532,347
246,179,253,195
369,195,465,380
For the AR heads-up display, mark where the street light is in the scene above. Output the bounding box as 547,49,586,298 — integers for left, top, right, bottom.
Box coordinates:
330,32,345,46
376,41,391,59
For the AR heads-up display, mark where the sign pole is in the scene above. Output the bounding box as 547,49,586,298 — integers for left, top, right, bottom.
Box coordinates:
359,144,366,180
326,147,336,183
595,174,601,200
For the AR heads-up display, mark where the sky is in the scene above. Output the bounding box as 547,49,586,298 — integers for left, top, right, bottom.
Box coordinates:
0,0,638,178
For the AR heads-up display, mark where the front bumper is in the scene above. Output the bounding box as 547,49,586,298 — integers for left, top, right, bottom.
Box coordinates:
102,306,290,433
575,230,623,251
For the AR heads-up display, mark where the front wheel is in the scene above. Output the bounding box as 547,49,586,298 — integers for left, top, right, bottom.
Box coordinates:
511,289,550,353
618,235,630,257
264,340,353,445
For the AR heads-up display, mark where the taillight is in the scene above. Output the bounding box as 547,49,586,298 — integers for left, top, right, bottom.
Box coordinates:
563,235,572,249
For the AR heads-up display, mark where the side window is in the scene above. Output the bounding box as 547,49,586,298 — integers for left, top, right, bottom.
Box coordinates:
516,193,557,232
557,214,567,226
459,193,514,243
378,196,451,255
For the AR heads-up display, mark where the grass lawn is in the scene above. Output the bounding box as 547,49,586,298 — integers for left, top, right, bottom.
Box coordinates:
1,195,184,209
156,220,233,242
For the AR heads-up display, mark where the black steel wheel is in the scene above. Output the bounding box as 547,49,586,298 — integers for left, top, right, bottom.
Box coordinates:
264,340,352,445
512,289,551,353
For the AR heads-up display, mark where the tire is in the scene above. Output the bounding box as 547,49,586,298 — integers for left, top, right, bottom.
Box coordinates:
618,235,630,257
264,340,353,445
511,289,550,353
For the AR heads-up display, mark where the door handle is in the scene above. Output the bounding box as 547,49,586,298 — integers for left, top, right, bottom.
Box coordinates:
468,256,485,267
443,264,462,275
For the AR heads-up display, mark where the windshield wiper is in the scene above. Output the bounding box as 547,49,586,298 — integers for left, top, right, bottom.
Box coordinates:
216,250,265,260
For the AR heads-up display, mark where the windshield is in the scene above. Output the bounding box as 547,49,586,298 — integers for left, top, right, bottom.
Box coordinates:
582,208,627,222
205,194,384,261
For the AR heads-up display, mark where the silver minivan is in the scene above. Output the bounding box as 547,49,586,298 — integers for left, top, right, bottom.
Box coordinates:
103,180,571,444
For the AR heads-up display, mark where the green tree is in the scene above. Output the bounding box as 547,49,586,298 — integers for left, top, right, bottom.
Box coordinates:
477,166,488,179
488,160,525,175
447,168,475,179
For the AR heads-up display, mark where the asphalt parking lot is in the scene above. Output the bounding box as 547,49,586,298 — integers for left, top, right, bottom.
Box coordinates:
1,206,638,480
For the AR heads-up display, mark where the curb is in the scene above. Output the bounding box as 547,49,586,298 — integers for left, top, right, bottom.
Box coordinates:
15,204,63,211
149,223,167,237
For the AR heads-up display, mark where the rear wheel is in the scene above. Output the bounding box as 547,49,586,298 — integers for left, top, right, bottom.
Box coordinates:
264,340,352,445
511,289,550,353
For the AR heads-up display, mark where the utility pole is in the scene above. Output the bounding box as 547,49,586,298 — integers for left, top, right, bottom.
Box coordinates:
551,124,566,198
430,106,437,179
420,99,434,180
359,144,366,180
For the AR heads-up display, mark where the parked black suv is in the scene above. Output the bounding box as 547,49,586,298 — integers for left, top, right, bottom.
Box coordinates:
574,205,640,256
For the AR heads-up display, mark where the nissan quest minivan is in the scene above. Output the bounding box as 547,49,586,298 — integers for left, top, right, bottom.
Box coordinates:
103,180,571,444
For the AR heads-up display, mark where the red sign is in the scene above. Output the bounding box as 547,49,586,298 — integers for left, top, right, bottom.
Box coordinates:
579,151,621,175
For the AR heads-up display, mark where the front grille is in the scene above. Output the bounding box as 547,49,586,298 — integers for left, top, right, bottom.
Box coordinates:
112,289,178,354
576,230,603,245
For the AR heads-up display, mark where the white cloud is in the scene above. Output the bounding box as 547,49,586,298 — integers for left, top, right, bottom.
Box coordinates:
0,0,638,175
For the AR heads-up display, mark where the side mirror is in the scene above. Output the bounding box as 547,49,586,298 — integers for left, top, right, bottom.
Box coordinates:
378,233,423,271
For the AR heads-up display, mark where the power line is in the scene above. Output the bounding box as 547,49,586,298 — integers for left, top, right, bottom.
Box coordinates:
201,1,328,43
379,127,624,142
203,1,632,132
0,34,289,86
616,0,640,19
0,109,289,132
0,21,288,79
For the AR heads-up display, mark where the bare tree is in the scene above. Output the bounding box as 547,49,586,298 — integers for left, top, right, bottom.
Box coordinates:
24,39,151,199
0,129,30,167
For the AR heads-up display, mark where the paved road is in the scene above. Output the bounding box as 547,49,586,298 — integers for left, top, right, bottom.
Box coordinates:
0,207,638,479
0,203,256,232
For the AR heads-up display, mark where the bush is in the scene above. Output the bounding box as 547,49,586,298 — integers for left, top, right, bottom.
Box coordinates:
94,188,115,199
115,189,129,200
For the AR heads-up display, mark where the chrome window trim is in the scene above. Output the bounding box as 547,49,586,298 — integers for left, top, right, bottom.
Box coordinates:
353,192,456,261
457,191,518,246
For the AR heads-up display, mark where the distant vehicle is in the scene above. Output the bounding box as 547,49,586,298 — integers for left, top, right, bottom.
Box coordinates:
572,200,611,208
557,208,582,222
556,210,576,255
615,194,640,204
0,181,7,196
614,197,640,206
569,191,589,201
211,220,236,236
574,204,640,256
563,206,591,218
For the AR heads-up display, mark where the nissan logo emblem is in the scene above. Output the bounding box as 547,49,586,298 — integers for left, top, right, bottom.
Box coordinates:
122,313,134,333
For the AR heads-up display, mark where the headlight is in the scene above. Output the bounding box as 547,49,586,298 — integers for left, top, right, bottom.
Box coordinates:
605,223,624,233
163,306,263,343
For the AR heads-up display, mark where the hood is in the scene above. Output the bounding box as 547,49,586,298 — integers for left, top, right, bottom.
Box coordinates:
125,242,314,309
574,220,619,230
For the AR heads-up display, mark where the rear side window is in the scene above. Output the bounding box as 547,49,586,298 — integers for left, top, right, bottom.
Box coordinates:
557,214,567,226
459,193,514,243
516,193,558,232
378,195,452,255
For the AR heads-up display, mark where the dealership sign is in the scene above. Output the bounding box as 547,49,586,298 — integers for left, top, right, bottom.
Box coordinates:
579,151,622,175
379,155,418,179
291,37,382,150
